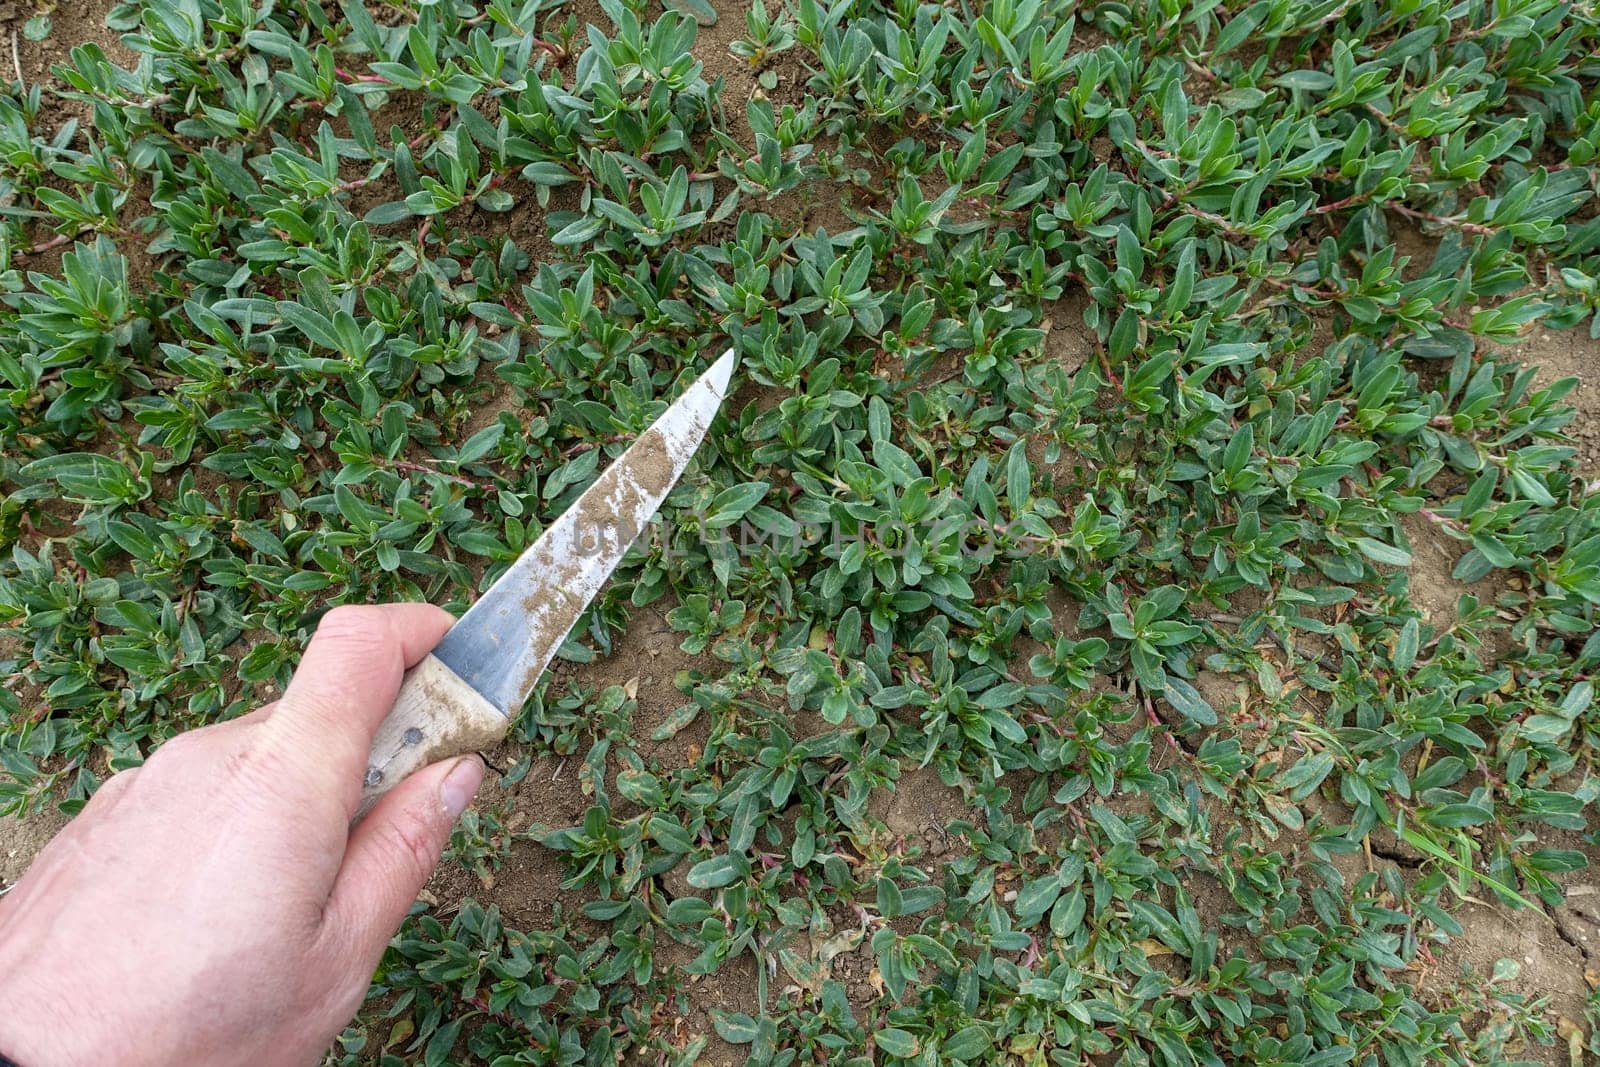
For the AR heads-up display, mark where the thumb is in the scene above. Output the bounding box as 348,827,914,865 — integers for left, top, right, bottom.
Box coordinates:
324,756,484,955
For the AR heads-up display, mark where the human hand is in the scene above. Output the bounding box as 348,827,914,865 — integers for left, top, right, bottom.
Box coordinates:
0,603,485,1067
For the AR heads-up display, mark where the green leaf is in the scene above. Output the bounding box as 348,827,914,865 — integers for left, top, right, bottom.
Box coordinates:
423,1019,462,1066
705,482,770,528
1426,803,1494,828
712,1012,762,1043
21,453,144,504
663,0,717,24
456,422,504,463
1274,70,1334,91
1398,827,1540,910
1162,678,1218,726
874,1028,919,1058
1013,874,1060,924
277,302,343,351
364,201,414,225
941,1025,991,1059
1353,537,1411,567
686,854,743,889
1393,617,1419,671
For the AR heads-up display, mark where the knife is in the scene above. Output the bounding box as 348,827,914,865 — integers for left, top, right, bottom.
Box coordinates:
357,349,737,812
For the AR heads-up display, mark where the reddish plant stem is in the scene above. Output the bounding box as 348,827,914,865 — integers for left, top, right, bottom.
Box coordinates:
1389,201,1495,236
389,459,486,489
335,66,392,85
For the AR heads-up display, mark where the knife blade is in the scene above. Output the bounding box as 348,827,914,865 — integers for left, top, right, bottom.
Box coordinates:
357,348,736,811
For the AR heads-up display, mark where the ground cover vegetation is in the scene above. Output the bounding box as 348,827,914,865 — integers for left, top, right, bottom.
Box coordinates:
3,0,1600,1062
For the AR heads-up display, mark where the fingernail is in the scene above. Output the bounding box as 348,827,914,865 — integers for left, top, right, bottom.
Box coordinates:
440,757,484,818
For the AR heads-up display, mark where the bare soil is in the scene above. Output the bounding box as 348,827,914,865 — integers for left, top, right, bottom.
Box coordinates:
1392,324,1600,1064
0,801,67,889
7,0,129,91
601,600,717,770
1524,325,1600,475
1437,902,1590,1043
0,0,119,893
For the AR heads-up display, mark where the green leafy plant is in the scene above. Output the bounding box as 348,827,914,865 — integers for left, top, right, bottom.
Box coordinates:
5,0,1600,1062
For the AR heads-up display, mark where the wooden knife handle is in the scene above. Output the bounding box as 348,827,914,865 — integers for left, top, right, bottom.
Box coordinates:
357,653,508,819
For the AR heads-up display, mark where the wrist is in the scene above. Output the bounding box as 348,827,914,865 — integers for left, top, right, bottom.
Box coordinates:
0,1000,73,1067
0,962,116,1067
0,1003,140,1067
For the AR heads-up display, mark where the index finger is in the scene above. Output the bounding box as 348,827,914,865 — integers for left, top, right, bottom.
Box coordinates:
263,603,456,787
